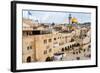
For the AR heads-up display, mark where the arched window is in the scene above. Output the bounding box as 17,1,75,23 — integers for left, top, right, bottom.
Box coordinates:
45,57,51,61
62,48,64,52
27,56,31,62
65,47,67,51
70,45,72,48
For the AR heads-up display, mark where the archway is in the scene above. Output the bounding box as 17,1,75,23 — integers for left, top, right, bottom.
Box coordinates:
27,56,31,62
45,57,52,61
62,48,64,52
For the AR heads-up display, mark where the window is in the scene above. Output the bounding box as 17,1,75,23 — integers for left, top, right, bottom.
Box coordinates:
88,45,91,48
27,46,30,50
76,57,80,60
54,38,56,40
73,52,75,54
30,46,32,49
44,40,47,44
27,32,28,35
62,48,64,52
71,38,74,42
79,50,81,53
70,45,72,48
65,47,67,51
76,52,78,54
83,49,86,52
49,49,52,52
49,39,51,42
44,50,47,54
27,46,32,50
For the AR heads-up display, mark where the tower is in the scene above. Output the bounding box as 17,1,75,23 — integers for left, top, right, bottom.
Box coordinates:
69,14,72,24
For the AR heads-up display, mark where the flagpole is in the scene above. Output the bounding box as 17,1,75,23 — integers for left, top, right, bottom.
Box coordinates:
28,11,32,20
28,11,29,20
27,11,29,20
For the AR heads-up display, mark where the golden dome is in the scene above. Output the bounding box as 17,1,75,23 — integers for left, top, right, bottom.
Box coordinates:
71,18,78,23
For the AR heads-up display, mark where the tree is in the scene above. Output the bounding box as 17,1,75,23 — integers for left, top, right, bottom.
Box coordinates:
77,23,80,26
67,24,72,30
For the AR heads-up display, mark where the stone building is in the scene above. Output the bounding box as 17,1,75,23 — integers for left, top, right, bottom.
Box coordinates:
22,18,91,63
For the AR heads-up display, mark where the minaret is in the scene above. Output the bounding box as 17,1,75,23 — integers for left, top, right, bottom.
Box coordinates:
69,14,72,24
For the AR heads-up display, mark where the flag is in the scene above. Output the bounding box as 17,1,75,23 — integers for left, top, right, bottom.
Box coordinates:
28,11,32,19
28,11,32,16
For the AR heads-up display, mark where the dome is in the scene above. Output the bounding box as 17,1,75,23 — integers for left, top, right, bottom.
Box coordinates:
71,18,78,23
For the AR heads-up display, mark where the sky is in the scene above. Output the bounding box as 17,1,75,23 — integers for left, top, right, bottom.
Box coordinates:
23,10,91,24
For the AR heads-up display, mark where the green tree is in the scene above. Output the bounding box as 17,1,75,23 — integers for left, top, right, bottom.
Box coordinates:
67,24,72,30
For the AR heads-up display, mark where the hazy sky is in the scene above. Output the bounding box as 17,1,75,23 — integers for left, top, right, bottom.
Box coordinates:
23,10,91,24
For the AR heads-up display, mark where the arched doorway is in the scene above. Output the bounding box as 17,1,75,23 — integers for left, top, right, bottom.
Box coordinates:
27,56,31,62
45,57,51,61
62,48,64,52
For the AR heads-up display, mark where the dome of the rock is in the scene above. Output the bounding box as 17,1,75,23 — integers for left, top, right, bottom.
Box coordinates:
71,18,78,23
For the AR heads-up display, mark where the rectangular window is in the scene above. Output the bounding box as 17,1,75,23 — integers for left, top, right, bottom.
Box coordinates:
27,46,32,50
49,49,52,53
27,46,29,50
30,46,32,49
49,39,52,42
54,38,56,40
44,40,47,44
44,50,47,54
